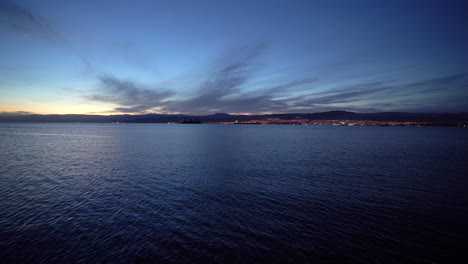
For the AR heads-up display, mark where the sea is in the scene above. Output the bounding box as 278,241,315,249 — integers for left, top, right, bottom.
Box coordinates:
0,123,467,263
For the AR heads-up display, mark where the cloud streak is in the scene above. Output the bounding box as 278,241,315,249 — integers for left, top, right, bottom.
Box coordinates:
297,86,392,106
83,44,468,114
407,73,467,87
0,0,93,70
0,1,53,35
84,75,174,113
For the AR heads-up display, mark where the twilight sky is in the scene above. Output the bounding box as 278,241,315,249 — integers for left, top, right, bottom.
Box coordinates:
1,0,467,115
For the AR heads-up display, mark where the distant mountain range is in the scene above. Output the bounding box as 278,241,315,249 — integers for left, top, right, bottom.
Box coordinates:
1,111,467,124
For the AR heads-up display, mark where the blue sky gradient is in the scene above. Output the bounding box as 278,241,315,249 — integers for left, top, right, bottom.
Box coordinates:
1,0,467,114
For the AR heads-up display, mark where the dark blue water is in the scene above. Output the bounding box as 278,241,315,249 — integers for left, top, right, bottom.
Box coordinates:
0,123,467,263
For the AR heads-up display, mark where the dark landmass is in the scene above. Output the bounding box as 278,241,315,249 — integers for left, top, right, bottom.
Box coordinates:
180,118,201,124
1,111,467,126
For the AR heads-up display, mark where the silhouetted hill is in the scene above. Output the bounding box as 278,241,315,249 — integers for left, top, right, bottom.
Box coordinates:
1,111,467,124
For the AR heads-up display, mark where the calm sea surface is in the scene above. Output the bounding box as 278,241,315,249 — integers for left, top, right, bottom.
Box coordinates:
0,123,467,263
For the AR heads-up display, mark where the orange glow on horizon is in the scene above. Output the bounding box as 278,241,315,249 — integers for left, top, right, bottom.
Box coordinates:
0,105,262,116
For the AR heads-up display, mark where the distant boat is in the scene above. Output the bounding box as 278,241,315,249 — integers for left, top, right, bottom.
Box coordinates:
180,118,201,124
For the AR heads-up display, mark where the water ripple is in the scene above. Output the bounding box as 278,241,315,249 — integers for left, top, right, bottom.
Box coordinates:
0,123,467,263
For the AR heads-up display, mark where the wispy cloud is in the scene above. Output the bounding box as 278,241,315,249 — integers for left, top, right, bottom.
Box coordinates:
82,43,468,114
0,0,92,70
407,73,468,87
297,86,392,106
0,1,53,35
84,74,174,113
267,78,319,94
85,44,318,114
